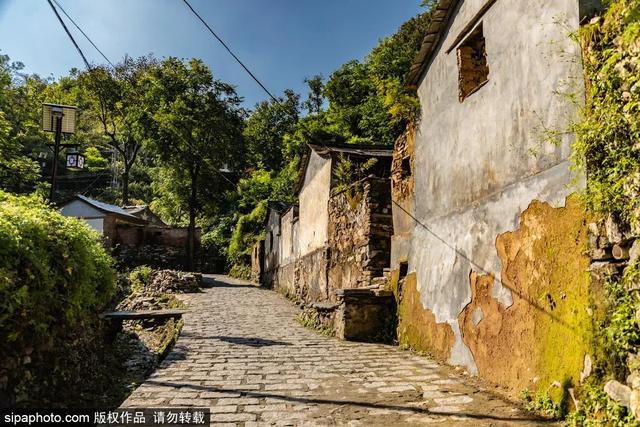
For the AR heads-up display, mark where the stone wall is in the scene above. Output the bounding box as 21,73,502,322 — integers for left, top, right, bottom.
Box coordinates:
271,177,393,305
274,262,296,299
335,289,397,343
116,245,189,270
114,225,202,271
115,225,198,248
587,214,640,415
295,248,330,302
327,177,392,300
390,125,415,269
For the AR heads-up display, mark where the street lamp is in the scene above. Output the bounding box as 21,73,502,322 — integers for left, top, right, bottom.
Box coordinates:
65,149,85,171
42,103,78,202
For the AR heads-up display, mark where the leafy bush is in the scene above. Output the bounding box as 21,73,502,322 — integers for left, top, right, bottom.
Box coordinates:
573,0,640,229
520,388,565,419
228,263,251,281
128,265,153,293
0,190,115,406
227,200,267,268
566,1,640,423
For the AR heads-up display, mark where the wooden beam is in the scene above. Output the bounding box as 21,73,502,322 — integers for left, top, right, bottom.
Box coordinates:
446,0,498,54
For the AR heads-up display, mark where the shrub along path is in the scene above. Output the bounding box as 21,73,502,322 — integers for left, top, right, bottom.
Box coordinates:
121,275,552,426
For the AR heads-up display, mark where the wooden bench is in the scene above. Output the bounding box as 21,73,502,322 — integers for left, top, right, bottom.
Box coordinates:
101,309,188,335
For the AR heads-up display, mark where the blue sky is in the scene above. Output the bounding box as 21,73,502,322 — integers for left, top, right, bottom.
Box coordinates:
0,0,423,107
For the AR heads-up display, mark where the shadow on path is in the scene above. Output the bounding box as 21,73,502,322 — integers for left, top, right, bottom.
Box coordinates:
201,275,259,289
146,380,555,424
180,332,291,347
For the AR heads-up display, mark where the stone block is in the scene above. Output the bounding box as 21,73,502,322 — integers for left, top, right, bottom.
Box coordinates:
334,289,397,343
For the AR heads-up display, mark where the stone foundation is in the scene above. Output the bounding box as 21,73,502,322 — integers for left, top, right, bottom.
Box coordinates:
334,288,397,343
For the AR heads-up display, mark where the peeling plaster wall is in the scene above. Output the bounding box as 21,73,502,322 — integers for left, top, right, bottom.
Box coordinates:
396,0,589,388
276,208,298,295
458,197,593,397
279,208,298,265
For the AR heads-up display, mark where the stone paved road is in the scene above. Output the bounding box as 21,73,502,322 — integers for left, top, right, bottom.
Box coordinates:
122,275,553,426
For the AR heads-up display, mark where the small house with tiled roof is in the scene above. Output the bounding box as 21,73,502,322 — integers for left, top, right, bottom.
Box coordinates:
60,195,147,244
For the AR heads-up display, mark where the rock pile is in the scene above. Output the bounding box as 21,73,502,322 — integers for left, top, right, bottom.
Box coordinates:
148,270,202,294
118,270,201,311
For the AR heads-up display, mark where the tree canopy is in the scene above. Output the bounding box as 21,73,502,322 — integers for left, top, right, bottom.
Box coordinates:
0,4,432,274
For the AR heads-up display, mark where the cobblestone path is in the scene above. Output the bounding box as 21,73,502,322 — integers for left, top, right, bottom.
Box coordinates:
122,275,552,426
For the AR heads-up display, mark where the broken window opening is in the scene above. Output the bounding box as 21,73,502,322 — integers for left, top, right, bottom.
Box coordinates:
400,156,412,180
399,262,409,280
457,23,489,102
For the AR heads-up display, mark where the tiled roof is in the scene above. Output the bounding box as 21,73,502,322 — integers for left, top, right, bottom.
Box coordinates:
307,142,393,158
406,0,461,88
75,195,145,223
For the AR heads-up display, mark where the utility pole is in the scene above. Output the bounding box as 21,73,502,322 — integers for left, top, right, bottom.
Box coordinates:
49,115,63,203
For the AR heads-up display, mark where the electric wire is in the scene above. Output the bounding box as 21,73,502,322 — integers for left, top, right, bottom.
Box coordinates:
180,0,278,103
46,0,91,69
51,0,115,68
46,0,239,191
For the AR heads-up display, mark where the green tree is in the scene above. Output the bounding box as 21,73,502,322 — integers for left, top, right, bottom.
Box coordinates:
0,55,39,192
146,58,245,269
303,74,324,115
243,90,300,171
318,10,432,146
78,56,158,204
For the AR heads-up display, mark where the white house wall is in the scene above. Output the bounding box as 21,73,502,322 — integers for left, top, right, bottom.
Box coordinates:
298,150,332,256
406,0,584,373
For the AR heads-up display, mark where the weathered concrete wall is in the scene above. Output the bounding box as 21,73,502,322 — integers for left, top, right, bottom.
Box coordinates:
275,262,296,298
392,0,592,399
299,150,331,256
279,206,299,265
295,248,330,302
393,198,593,397
458,197,593,398
264,208,281,276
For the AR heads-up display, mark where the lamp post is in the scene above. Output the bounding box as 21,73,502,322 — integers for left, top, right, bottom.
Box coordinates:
42,103,78,203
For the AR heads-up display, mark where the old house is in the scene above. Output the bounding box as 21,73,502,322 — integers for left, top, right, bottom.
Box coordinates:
256,201,291,285
260,142,395,337
60,195,199,268
60,195,146,245
123,204,166,226
389,0,601,399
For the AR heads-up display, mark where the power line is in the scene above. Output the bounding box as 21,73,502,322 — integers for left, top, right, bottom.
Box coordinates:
180,0,278,103
46,0,91,69
51,0,115,68
46,0,241,192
